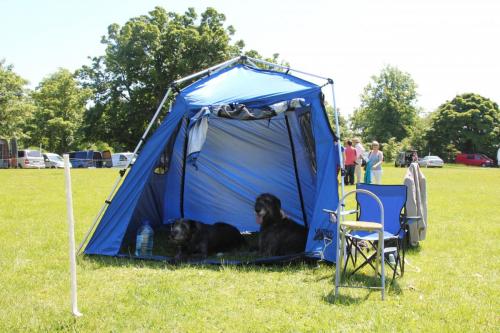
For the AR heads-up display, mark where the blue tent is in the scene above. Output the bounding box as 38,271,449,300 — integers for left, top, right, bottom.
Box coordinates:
83,58,341,263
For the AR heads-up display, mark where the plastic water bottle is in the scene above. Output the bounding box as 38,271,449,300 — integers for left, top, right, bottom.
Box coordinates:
135,220,154,257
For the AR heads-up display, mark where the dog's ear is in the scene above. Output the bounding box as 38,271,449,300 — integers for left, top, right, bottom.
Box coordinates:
186,219,196,232
274,196,282,210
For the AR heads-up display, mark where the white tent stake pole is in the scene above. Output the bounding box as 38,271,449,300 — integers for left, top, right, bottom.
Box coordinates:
64,154,82,317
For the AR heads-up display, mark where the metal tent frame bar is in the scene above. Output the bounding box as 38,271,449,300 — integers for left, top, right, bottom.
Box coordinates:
77,55,345,255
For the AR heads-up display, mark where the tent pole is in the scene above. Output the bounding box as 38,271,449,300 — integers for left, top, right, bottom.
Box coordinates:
131,87,173,157
285,114,308,227
179,118,190,218
173,57,240,85
246,56,330,81
77,55,239,254
77,87,173,254
331,82,345,214
246,59,260,69
173,55,330,84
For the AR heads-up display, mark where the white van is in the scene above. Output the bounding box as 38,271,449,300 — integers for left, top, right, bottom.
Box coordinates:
112,152,136,168
17,150,45,168
43,153,70,168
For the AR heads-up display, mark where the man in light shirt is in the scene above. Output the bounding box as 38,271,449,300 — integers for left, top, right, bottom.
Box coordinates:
353,137,365,184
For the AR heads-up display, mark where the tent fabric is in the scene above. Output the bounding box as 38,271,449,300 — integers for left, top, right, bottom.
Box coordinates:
84,64,340,262
84,98,186,255
181,65,319,108
186,107,210,168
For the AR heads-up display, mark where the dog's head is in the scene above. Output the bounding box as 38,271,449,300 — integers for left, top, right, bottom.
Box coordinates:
254,193,284,225
170,219,194,243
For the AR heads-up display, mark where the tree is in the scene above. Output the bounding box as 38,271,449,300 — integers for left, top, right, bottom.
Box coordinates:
0,60,34,140
407,114,431,154
426,93,500,161
351,65,420,143
78,6,249,150
325,105,351,140
27,69,91,153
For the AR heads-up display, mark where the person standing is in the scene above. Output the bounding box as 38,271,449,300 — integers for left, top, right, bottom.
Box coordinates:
343,140,356,185
368,140,384,184
353,137,365,184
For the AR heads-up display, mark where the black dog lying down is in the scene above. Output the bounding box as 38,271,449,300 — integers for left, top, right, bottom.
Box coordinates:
170,219,245,258
255,193,308,256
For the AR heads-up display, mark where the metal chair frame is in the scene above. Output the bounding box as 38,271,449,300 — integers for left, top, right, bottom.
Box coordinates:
343,185,409,283
333,189,386,300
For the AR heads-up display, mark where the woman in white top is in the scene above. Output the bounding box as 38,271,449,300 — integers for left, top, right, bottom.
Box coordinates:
353,137,366,184
368,140,384,184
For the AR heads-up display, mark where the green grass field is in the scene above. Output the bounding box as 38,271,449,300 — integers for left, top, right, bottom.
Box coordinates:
0,165,499,332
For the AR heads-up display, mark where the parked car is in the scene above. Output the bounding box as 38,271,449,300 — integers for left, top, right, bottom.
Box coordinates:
43,153,71,168
455,153,494,167
418,155,444,168
101,150,113,168
17,149,45,168
112,152,137,168
395,150,418,167
68,150,103,168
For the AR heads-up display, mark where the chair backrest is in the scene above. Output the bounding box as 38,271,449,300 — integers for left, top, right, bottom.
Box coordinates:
356,183,407,237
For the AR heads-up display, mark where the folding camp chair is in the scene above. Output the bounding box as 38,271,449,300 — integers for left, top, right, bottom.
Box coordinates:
330,188,386,300
344,184,408,283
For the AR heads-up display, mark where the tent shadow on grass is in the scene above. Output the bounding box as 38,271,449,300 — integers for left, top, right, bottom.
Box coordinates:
80,253,326,274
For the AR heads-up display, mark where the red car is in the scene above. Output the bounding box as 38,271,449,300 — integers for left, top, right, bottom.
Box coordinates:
455,153,494,167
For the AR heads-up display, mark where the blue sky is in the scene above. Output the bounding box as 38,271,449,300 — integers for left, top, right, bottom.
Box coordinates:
1,0,499,116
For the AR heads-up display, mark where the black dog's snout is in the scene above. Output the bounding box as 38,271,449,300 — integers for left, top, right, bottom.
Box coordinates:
170,223,180,238
254,201,265,212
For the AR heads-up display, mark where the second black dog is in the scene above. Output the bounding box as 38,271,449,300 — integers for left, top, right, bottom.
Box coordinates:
254,193,308,256
170,219,245,258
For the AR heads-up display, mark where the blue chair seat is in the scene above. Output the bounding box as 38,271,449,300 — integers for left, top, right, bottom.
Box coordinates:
347,230,399,241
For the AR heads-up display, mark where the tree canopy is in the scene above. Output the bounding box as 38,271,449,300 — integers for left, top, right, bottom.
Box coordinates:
426,93,499,160
78,6,248,150
0,60,34,139
325,104,351,140
351,65,420,143
26,69,91,154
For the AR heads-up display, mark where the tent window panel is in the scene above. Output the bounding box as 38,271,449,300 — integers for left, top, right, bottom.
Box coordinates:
215,104,276,120
154,118,184,175
298,111,317,174
212,98,307,120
